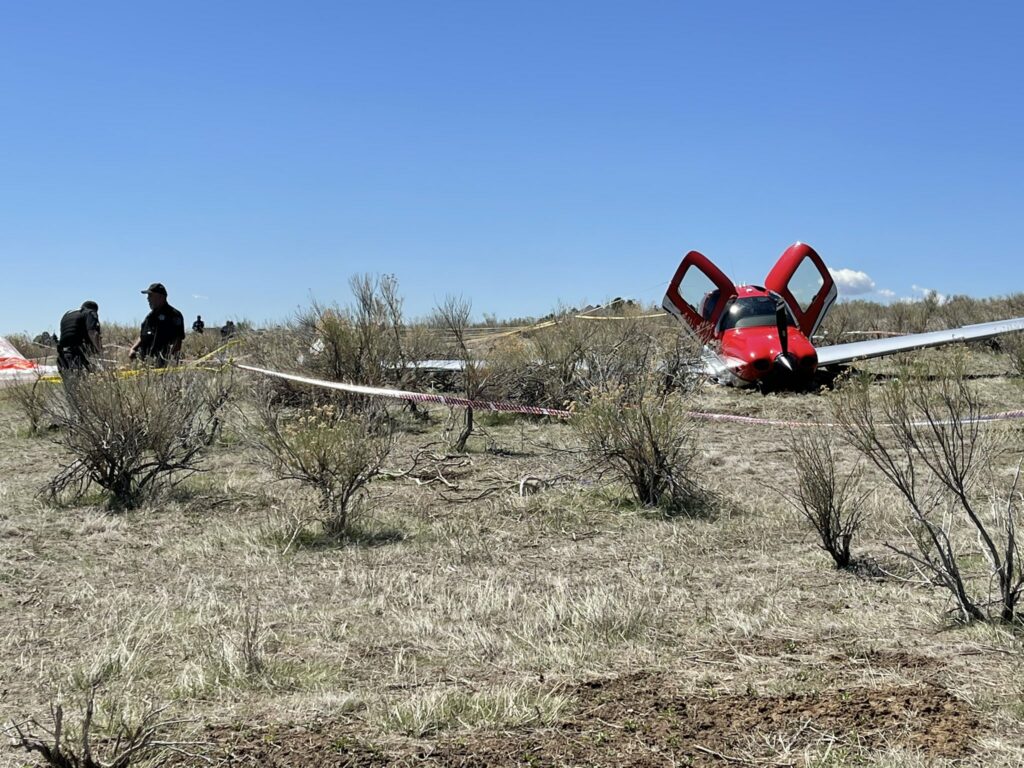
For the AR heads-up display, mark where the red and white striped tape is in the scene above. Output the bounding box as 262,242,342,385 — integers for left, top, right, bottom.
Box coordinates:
236,363,1024,428
685,409,1024,428
235,364,574,418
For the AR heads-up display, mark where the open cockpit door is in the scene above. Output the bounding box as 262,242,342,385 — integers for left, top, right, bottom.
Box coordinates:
662,251,737,342
764,242,837,337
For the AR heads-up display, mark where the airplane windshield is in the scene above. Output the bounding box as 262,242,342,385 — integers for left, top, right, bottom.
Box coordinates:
718,297,796,331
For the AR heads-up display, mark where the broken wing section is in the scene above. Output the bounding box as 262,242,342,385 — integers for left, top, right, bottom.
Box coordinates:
764,242,837,338
662,251,737,342
815,317,1024,367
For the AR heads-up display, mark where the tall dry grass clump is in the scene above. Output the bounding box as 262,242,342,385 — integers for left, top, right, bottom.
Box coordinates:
251,395,393,537
44,368,233,510
834,357,1024,623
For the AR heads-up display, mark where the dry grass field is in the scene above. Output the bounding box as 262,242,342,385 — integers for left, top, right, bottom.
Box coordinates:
2,340,1024,766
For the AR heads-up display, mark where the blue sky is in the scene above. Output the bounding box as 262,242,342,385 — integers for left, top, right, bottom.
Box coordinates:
2,1,1023,334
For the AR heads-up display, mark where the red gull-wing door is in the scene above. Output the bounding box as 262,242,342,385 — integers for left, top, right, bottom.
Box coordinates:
662,251,737,342
764,242,837,338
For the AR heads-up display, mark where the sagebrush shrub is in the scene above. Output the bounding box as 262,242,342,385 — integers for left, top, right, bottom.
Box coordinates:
44,369,232,510
252,397,393,536
573,379,703,514
245,275,442,412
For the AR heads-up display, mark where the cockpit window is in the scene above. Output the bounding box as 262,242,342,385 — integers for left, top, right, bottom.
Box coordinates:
718,296,796,331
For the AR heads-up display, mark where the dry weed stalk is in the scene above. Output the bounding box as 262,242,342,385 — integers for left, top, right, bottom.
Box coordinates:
382,444,472,490
43,369,232,510
835,360,1024,623
783,427,866,569
239,600,267,677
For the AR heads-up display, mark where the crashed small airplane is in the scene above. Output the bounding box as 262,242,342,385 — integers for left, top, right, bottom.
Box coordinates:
662,242,1024,389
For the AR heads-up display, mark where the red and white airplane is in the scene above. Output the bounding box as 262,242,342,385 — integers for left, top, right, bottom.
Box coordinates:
662,242,1024,388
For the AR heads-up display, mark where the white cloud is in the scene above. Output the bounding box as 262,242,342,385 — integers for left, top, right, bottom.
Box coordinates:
830,268,876,296
877,288,896,299
192,293,209,300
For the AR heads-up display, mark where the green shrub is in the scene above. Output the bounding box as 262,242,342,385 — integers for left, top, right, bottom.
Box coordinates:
573,379,703,514
252,399,393,537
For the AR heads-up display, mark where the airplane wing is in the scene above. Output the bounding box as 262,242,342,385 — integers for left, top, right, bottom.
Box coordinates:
413,359,466,371
815,317,1024,367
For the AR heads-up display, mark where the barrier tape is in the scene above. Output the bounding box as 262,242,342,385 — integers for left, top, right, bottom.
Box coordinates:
574,313,669,321
195,338,244,362
234,363,575,418
234,363,1024,428
465,319,558,345
686,409,1024,428
461,301,666,345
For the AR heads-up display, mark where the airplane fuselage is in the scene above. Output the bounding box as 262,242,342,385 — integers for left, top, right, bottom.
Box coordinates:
705,286,819,387
717,325,818,385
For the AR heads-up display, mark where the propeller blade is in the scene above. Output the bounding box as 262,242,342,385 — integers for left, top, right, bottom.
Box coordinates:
775,298,789,358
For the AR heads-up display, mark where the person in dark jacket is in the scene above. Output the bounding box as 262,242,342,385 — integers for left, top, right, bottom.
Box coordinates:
192,315,205,334
129,283,186,364
57,301,102,374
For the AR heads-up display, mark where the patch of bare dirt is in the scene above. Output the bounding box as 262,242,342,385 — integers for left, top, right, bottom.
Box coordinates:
184,672,978,766
186,721,393,767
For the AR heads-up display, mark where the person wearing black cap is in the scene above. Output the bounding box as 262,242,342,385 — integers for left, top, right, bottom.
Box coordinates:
129,283,185,364
57,300,103,374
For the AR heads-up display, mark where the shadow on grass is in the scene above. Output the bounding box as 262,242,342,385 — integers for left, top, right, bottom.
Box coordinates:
166,481,233,506
636,489,722,522
42,489,111,511
285,523,407,552
584,483,722,522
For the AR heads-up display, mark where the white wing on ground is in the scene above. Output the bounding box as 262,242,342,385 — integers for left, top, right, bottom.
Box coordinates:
814,317,1024,367
414,359,467,371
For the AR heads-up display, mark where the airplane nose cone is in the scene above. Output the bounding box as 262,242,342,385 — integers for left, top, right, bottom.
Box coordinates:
775,353,794,372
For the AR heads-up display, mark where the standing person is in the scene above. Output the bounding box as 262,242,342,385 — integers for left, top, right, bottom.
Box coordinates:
220,320,236,339
192,315,205,334
129,283,185,364
57,301,103,374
